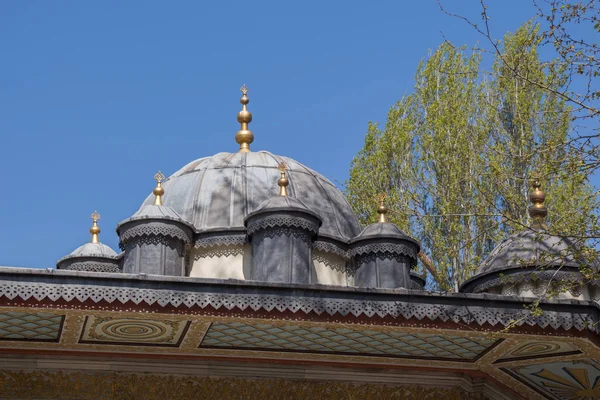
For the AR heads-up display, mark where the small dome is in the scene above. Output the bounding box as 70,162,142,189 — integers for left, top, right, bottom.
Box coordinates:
138,151,361,241
249,196,321,221
351,222,418,244
61,242,118,260
461,229,598,296
119,204,190,226
476,230,581,275
116,203,194,253
57,211,120,272
56,241,120,272
460,180,600,296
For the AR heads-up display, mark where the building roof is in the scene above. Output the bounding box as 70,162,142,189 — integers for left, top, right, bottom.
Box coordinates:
351,222,418,245
0,267,597,334
476,229,583,275
57,242,118,263
247,195,321,221
138,151,361,241
118,204,191,226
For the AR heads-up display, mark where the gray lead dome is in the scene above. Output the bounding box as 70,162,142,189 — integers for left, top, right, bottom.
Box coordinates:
476,230,582,275
56,242,119,272
139,151,361,241
59,242,118,260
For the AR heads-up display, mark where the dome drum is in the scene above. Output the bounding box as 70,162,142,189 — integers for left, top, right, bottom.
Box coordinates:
460,229,599,300
349,223,420,290
56,244,120,273
410,272,426,290
460,179,599,300
460,266,600,301
56,212,120,274
193,228,247,249
245,197,322,284
117,211,194,277
350,246,415,289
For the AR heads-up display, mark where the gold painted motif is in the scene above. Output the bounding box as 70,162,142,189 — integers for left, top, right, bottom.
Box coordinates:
80,316,189,346
505,360,600,400
0,305,598,400
496,340,581,363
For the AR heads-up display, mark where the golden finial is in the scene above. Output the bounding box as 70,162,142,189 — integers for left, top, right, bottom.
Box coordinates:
377,194,388,223
153,171,165,206
235,84,254,153
277,162,289,196
528,178,548,230
90,211,101,244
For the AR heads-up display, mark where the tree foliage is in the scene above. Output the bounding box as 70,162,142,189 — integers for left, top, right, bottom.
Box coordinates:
438,0,600,191
346,23,596,291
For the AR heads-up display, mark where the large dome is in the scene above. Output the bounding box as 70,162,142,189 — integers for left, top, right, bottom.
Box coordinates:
139,151,361,241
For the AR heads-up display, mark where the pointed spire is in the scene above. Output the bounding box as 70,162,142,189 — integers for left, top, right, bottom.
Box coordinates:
277,162,289,196
377,194,388,223
235,85,254,152
90,211,101,244
528,178,548,230
153,171,165,206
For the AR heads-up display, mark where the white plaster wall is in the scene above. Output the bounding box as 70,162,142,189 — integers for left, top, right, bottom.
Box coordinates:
312,250,348,286
189,246,351,286
189,245,251,279
497,281,593,301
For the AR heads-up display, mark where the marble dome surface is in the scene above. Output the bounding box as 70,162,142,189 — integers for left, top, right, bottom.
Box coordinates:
139,151,361,241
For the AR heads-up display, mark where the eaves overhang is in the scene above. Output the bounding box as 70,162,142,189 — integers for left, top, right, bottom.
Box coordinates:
0,267,598,335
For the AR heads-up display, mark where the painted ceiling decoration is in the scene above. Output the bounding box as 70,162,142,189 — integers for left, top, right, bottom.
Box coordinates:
1,87,599,400
503,361,600,400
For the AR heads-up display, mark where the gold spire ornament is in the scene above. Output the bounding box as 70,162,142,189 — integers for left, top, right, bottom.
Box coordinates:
528,178,548,230
235,85,254,152
377,194,388,223
90,211,101,244
153,171,165,206
277,162,289,196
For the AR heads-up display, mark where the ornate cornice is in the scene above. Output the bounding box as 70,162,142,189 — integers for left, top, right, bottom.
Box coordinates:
119,221,192,250
468,269,600,295
246,214,320,236
57,261,121,273
193,231,247,249
0,268,597,334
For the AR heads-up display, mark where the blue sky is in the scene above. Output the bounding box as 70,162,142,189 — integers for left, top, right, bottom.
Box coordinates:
0,1,543,267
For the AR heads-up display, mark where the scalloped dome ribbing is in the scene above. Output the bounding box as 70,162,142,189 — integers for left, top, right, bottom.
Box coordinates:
58,242,118,262
138,151,361,241
476,230,582,275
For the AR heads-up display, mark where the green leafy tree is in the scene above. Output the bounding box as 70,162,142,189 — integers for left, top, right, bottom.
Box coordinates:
438,0,600,173
486,23,595,237
346,24,596,291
